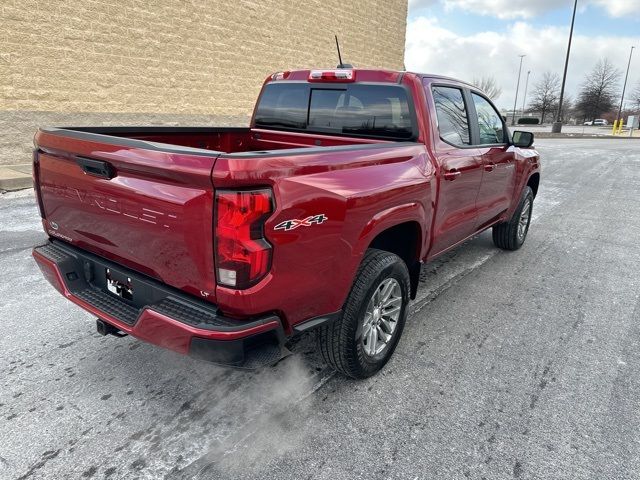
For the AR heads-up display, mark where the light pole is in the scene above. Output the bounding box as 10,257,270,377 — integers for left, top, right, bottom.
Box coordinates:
553,0,578,133
616,46,635,129
512,55,526,126
521,70,531,117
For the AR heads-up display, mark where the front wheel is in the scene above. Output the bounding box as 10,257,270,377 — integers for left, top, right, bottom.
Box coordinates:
317,249,410,379
492,186,534,250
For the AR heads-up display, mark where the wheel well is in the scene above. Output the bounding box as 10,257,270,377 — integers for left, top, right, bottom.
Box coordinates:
368,222,422,299
527,173,540,197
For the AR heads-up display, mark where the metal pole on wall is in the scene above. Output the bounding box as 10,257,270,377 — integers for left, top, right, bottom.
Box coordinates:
553,0,578,133
616,46,635,131
512,55,526,126
521,70,531,117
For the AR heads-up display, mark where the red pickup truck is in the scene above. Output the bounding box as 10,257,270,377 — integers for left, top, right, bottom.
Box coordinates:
32,68,540,378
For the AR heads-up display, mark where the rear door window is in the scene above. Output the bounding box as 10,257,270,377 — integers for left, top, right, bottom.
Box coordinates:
431,86,471,146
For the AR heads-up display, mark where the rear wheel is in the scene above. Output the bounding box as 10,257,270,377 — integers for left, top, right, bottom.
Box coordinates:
492,186,534,250
317,249,410,379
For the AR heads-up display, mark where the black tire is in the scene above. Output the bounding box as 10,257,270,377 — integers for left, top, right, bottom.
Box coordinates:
317,248,410,379
492,186,534,251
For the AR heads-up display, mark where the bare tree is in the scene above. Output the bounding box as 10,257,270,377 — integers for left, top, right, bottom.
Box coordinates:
576,58,621,121
528,72,560,124
632,82,640,111
561,93,577,122
472,76,503,100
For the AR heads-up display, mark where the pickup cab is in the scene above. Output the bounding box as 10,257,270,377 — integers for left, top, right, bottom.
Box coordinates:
32,68,540,378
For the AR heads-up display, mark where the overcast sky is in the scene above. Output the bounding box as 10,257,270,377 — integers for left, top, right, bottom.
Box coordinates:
405,0,639,110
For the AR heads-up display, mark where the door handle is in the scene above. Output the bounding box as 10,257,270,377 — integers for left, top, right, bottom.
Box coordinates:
444,170,461,181
484,163,495,172
76,156,115,179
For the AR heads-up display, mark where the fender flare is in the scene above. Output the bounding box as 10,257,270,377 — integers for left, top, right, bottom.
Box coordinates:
352,202,427,299
507,165,540,220
355,202,427,254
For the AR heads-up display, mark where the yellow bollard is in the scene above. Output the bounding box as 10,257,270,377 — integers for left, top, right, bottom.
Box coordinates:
612,120,618,135
618,119,625,135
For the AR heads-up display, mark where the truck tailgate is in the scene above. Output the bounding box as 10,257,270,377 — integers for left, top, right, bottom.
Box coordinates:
34,129,219,302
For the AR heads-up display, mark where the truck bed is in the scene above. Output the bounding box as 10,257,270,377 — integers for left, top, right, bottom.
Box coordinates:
33,126,420,310
43,126,389,156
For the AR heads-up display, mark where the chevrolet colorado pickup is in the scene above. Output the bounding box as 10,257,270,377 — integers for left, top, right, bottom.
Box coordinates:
32,68,540,378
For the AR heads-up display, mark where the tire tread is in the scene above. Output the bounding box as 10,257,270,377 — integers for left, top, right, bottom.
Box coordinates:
492,187,533,251
317,249,407,378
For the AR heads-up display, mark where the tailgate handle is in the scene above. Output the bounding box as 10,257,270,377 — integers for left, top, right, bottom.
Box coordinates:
76,156,115,179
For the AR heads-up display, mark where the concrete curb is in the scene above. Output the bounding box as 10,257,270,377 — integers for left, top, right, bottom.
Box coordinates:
0,164,32,192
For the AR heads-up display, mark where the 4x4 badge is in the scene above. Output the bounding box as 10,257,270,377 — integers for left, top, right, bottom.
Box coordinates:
274,214,328,231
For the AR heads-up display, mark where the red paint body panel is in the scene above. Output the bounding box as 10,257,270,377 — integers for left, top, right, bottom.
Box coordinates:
35,131,220,302
32,69,540,357
475,145,518,228
211,143,431,331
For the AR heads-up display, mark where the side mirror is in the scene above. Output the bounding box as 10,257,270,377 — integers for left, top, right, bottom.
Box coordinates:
512,130,534,148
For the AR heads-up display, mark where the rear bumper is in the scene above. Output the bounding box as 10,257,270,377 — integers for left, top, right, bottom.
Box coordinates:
32,241,286,367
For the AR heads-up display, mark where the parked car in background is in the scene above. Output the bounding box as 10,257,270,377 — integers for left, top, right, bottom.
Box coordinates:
32,68,541,379
584,119,608,126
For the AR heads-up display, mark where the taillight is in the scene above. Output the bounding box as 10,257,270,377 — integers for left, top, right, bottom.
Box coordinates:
308,69,355,82
214,189,273,289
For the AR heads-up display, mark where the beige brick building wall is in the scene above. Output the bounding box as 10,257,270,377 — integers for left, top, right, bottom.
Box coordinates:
0,0,407,165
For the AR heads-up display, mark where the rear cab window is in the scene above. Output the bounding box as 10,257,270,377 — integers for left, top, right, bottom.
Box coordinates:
254,82,416,141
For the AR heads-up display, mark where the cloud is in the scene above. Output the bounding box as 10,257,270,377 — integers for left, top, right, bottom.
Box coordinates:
443,0,561,19
588,0,639,18
409,0,640,19
409,0,439,7
405,16,640,110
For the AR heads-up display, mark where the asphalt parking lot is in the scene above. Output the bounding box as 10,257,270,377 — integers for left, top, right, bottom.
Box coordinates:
1,138,640,480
